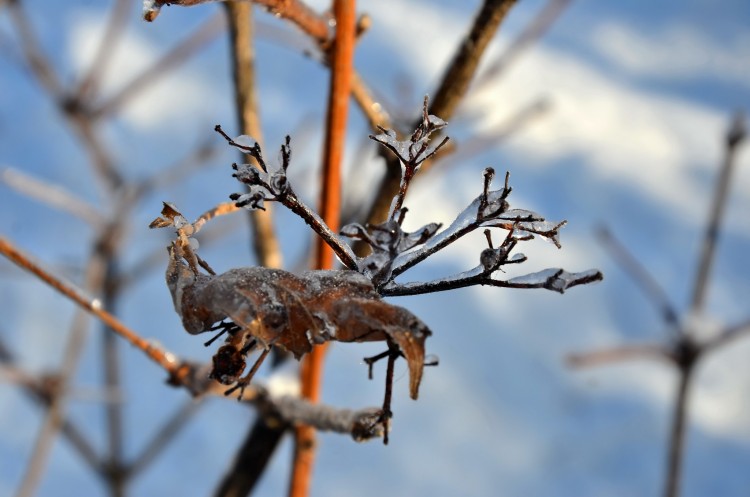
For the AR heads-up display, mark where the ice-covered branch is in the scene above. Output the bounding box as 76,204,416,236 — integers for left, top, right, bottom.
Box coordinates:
215,125,359,270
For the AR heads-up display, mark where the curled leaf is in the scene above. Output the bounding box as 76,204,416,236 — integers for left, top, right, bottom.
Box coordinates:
166,247,431,399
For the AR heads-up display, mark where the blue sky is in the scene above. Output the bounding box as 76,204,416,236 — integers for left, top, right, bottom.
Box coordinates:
1,1,749,496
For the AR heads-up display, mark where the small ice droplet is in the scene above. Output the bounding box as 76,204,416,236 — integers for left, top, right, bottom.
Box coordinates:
232,135,257,149
91,298,102,311
174,216,187,229
189,238,200,251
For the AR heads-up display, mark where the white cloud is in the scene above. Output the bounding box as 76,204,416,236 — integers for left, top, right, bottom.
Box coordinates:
67,13,216,130
373,4,750,233
591,22,750,87
370,0,750,448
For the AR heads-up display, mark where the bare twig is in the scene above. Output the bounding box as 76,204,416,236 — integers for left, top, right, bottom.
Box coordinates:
430,0,517,120
0,339,103,477
93,13,225,119
6,0,64,98
664,366,695,497
364,0,519,228
225,0,283,269
704,318,750,353
1,168,105,229
13,238,110,497
596,226,680,330
567,343,671,368
74,0,132,100
127,398,205,478
690,112,746,312
146,0,331,43
0,237,182,375
473,0,573,92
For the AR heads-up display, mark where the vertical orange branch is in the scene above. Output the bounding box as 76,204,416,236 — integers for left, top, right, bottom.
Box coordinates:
289,1,356,496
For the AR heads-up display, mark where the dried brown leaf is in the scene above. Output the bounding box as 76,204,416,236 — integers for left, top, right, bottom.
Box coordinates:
165,245,430,399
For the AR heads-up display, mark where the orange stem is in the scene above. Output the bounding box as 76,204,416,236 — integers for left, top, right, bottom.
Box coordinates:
288,1,356,496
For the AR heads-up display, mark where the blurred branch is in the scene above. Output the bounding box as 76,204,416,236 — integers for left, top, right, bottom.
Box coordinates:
664,364,695,497
93,12,225,119
0,237,182,375
0,168,105,229
13,237,110,497
74,0,132,100
7,1,123,191
704,318,750,353
225,0,283,269
126,398,205,478
0,339,103,477
292,0,356,495
6,0,64,98
364,0,518,229
428,97,550,174
596,226,680,330
567,343,671,368
690,112,746,312
473,0,572,93
429,0,517,121
572,112,749,497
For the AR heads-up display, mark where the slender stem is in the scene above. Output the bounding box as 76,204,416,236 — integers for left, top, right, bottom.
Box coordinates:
364,0,518,228
690,112,746,312
225,0,283,269
254,0,330,43
429,0,517,120
13,240,109,497
597,226,680,329
472,0,572,92
127,399,204,478
0,339,104,479
74,0,131,100
93,13,225,119
0,237,182,375
0,168,105,229
567,344,671,368
290,2,355,496
102,264,126,497
664,365,695,497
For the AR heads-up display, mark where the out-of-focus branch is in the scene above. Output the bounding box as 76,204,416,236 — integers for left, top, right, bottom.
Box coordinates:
571,112,748,497
0,237,182,375
13,236,110,497
690,112,746,312
7,2,123,191
225,1,283,269
0,339,103,477
6,0,64,98
1,168,105,229
430,0,517,121
427,97,550,174
93,13,225,119
596,226,680,330
146,0,330,43
704,318,750,353
664,364,695,497
291,1,356,495
74,0,131,100
567,343,671,368
364,0,518,228
126,398,205,478
472,0,572,93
